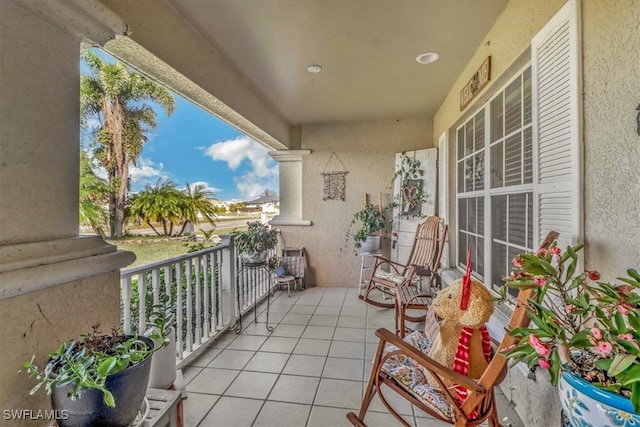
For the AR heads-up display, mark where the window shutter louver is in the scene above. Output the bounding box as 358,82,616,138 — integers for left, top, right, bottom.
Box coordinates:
531,0,582,248
438,132,449,268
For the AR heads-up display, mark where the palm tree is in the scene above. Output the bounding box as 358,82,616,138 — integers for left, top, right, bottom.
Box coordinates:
128,179,183,236
81,50,175,238
79,150,109,235
176,182,218,235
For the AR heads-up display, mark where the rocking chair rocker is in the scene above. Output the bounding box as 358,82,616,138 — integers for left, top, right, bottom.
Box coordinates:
347,231,559,427
358,216,447,309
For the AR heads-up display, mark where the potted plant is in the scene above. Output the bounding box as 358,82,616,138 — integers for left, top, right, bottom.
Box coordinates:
385,152,428,219
145,294,176,389
234,221,278,263
21,324,155,427
502,242,640,426
344,204,387,254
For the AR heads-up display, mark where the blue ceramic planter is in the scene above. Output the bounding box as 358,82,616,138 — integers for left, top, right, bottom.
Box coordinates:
559,370,640,427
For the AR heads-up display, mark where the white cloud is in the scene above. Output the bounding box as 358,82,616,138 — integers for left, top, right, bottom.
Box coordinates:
129,157,170,189
203,136,279,200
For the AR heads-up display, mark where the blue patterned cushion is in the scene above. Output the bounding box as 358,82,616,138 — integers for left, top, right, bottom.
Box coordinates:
381,331,456,421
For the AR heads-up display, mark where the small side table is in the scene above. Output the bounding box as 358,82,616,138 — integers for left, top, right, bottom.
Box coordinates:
358,252,380,289
144,388,182,427
235,261,273,333
274,274,297,297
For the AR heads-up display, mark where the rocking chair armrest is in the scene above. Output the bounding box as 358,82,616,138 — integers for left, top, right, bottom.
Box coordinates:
374,255,407,268
371,256,409,274
405,291,434,305
374,328,485,394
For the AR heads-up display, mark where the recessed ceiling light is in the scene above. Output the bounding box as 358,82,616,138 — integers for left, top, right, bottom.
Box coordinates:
306,65,323,74
416,52,440,64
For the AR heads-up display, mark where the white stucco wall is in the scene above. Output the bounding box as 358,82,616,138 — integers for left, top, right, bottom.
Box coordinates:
0,2,132,422
277,118,432,287
0,0,81,245
581,0,640,277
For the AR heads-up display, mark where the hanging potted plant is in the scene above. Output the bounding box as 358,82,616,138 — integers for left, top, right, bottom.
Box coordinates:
22,324,155,427
145,294,176,390
386,152,428,219
234,221,278,264
502,242,640,426
344,204,387,254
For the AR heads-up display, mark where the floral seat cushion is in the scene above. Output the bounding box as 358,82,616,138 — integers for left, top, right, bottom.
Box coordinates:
374,270,407,285
380,331,456,421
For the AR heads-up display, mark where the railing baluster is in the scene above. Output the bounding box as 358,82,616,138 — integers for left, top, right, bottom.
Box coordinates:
185,258,193,353
122,276,132,335
152,267,160,305
203,254,210,338
195,255,202,346
175,261,184,359
211,252,218,332
137,271,147,335
164,265,172,297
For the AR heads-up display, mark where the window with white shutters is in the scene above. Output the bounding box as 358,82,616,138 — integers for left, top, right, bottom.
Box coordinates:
455,0,581,294
456,67,533,292
531,0,582,250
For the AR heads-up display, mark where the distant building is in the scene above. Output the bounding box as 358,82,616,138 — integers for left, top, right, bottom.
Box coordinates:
244,194,279,214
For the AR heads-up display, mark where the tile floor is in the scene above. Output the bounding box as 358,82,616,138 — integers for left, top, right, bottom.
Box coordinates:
181,287,524,427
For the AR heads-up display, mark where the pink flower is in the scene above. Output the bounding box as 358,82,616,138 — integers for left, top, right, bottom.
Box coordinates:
538,358,551,369
551,246,561,255
619,285,634,293
586,270,601,281
617,303,633,315
618,334,640,349
595,341,613,356
565,304,576,314
591,327,603,340
512,257,523,268
535,248,548,257
529,334,550,357
534,276,546,287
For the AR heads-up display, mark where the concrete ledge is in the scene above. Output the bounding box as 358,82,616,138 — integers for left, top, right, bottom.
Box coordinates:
0,236,135,300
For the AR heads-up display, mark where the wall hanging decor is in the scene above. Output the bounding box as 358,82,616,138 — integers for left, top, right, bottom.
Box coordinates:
321,152,348,201
386,152,428,219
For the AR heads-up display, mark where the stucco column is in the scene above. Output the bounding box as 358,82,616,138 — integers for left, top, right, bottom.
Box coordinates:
0,0,132,420
269,150,312,226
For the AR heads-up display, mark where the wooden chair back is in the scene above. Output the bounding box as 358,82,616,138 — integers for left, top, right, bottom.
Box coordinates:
405,216,445,269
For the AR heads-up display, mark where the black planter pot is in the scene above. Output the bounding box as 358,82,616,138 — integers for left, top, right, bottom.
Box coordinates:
52,336,154,427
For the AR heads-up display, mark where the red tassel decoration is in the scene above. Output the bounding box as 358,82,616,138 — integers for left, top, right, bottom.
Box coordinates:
460,247,472,310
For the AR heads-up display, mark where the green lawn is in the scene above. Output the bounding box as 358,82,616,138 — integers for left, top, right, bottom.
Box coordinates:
110,224,239,269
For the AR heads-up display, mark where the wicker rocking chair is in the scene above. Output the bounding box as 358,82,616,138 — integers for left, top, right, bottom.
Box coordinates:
358,216,447,309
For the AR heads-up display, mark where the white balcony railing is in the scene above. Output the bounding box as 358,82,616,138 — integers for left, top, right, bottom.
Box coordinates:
120,235,275,367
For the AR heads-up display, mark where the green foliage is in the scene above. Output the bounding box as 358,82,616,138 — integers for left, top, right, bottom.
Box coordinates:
79,150,109,235
344,204,388,251
21,326,154,408
385,152,427,219
81,49,175,238
233,221,278,254
502,243,640,412
128,179,218,237
144,295,175,350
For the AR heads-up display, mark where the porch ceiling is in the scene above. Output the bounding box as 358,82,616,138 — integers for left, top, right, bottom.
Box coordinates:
151,0,508,125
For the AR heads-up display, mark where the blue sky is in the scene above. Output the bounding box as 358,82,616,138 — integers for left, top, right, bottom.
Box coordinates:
82,49,278,202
